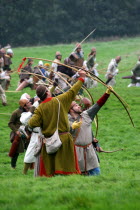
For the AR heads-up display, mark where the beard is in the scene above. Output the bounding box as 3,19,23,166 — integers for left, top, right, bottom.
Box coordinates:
74,110,82,114
71,107,82,114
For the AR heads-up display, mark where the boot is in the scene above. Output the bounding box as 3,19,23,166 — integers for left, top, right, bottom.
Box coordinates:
1,92,7,106
5,80,10,90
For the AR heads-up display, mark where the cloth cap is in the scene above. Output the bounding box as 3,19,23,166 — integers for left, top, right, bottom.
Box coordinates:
44,63,50,67
19,99,29,107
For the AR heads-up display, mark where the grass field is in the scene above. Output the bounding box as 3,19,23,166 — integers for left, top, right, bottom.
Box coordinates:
0,36,140,210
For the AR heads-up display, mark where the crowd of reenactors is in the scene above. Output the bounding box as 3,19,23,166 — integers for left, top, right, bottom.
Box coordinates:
1,43,139,177
1,43,140,106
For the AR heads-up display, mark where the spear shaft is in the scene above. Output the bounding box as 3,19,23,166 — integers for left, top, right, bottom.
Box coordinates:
72,28,96,52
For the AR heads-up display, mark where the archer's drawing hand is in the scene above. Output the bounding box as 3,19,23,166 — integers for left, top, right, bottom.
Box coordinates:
71,121,82,129
78,70,86,79
106,85,114,94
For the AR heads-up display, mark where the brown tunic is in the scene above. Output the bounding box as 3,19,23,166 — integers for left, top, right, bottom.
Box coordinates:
19,64,33,81
8,108,26,153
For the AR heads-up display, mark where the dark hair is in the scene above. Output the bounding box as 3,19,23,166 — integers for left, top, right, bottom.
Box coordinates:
36,85,48,101
27,59,33,64
29,97,35,105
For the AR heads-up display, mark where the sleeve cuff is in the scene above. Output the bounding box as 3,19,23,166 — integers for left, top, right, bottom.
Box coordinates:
97,93,110,107
78,78,85,83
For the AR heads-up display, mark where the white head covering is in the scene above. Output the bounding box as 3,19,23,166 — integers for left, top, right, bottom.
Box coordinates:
7,49,13,54
38,60,43,67
20,93,31,100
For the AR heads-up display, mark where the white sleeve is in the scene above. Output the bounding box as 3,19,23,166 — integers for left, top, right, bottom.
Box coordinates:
107,62,113,73
72,72,79,79
33,101,39,108
20,112,32,125
114,68,119,75
52,63,58,72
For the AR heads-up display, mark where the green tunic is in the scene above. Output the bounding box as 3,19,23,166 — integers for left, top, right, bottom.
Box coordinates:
28,79,84,176
131,61,140,83
87,55,96,70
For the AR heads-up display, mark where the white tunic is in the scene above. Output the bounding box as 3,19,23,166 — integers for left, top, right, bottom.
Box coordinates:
20,101,42,163
74,111,99,172
69,103,101,172
105,59,119,86
106,59,119,76
24,127,42,163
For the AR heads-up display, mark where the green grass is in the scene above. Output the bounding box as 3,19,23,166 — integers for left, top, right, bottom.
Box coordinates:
0,36,140,210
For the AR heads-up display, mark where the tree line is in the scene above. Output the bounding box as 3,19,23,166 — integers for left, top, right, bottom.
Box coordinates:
0,0,140,47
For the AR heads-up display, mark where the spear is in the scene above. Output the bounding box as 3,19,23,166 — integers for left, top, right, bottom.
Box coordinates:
72,28,96,52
